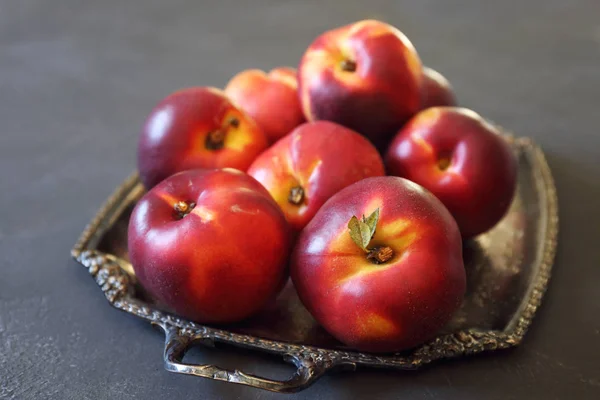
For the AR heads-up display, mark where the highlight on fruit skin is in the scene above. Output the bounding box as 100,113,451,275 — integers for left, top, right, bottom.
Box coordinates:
291,176,466,353
298,19,423,148
137,86,269,189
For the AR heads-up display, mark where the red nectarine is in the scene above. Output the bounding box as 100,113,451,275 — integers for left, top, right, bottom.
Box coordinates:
137,87,268,189
291,176,465,352
128,168,292,323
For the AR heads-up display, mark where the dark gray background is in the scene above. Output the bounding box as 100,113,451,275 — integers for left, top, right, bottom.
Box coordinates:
1,0,599,399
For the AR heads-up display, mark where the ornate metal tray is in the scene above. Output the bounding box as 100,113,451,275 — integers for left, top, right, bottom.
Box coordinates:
71,135,558,393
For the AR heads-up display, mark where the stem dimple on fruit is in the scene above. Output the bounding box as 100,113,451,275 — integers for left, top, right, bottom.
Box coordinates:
205,129,226,150
228,117,240,128
438,157,451,171
340,59,357,72
288,186,305,205
174,200,196,219
366,246,394,264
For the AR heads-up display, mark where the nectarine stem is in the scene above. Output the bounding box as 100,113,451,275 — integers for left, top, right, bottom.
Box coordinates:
205,129,226,150
288,186,305,205
228,117,240,128
367,246,394,264
174,201,196,219
340,59,357,72
438,157,451,171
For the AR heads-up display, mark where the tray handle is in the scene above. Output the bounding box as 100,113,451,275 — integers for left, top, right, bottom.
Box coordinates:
159,325,331,393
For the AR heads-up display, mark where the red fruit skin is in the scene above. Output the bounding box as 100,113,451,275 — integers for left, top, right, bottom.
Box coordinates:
247,121,385,232
298,19,422,147
385,107,517,238
128,168,292,324
137,87,268,189
421,67,457,109
291,176,465,353
225,67,305,143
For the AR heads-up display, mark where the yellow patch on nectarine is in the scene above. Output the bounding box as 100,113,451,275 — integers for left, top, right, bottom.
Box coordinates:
372,218,417,247
338,261,397,288
269,68,297,89
222,112,256,152
356,312,398,339
190,205,216,222
225,69,266,95
411,135,435,157
346,20,390,40
326,222,368,257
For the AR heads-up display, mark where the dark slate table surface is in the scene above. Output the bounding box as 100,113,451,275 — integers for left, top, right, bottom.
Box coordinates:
1,0,600,399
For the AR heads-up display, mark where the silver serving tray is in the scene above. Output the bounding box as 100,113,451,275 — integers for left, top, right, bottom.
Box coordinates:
71,134,558,393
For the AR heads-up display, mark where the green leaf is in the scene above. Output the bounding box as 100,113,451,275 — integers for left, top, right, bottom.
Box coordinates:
348,216,366,250
348,208,381,252
358,219,372,249
362,208,380,236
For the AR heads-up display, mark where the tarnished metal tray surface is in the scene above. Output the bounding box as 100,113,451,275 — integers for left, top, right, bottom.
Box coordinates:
71,135,558,393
